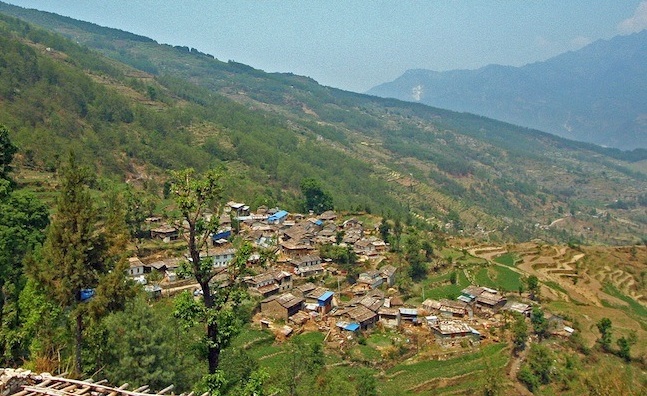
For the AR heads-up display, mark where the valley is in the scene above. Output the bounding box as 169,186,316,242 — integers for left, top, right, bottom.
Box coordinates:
0,3,645,395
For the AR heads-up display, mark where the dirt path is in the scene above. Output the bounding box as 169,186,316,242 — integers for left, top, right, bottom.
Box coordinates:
467,246,507,261
162,282,199,297
507,344,533,396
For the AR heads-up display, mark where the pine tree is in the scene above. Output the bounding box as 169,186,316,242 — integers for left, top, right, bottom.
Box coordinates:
31,153,107,374
0,125,17,182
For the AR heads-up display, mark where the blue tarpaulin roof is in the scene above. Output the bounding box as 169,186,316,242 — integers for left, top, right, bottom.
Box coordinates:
80,289,95,302
318,291,334,303
268,210,288,222
212,230,232,240
344,323,360,332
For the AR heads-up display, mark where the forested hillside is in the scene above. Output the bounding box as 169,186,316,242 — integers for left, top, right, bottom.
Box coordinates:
0,5,646,244
0,5,645,396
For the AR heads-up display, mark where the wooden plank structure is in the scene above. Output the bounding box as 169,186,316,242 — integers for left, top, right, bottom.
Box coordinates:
0,370,206,396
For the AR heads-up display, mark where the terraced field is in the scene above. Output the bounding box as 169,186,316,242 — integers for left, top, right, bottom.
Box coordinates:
468,242,647,355
379,343,510,395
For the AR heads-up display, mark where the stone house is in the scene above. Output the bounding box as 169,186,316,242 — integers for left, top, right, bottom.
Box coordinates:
261,292,304,321
429,320,482,346
378,307,401,328
380,265,397,286
343,305,378,330
291,255,324,277
305,287,334,314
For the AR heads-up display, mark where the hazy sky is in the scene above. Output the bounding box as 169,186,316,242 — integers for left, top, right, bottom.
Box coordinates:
5,1,647,92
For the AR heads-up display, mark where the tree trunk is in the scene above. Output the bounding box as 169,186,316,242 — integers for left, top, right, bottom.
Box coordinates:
75,311,83,375
200,281,220,374
207,322,220,374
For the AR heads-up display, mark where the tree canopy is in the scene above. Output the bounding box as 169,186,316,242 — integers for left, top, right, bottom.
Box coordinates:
169,168,253,389
0,125,49,365
29,153,132,373
300,178,333,214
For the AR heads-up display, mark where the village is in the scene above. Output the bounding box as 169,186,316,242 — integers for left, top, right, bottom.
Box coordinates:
127,201,572,352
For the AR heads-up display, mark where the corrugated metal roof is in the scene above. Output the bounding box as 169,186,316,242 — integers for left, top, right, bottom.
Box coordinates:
268,210,288,220
399,308,418,316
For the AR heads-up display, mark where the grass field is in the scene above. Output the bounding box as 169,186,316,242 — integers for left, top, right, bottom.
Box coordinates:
544,280,569,295
379,343,509,395
493,253,520,267
601,283,647,328
422,270,470,300
546,300,647,355
475,265,523,292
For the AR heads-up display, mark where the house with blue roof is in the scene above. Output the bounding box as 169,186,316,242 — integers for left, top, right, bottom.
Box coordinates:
336,321,360,332
306,287,334,314
267,210,288,224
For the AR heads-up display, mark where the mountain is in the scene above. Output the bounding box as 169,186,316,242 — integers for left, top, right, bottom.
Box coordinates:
0,3,646,244
367,31,647,150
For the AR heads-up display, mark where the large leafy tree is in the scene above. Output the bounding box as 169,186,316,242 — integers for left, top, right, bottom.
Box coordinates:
86,296,204,393
169,168,252,379
530,306,549,340
300,178,333,214
511,313,528,354
526,275,540,301
517,343,555,392
405,232,427,281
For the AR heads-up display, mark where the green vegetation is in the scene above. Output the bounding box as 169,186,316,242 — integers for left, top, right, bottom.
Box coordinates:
512,314,528,353
380,343,508,395
544,280,569,295
517,343,554,392
475,265,523,292
493,253,520,267
526,275,541,301
28,153,135,373
602,283,647,319
0,7,644,396
0,8,644,244
0,128,49,366
169,168,255,389
596,318,613,352
86,297,204,391
422,270,470,300
301,177,333,214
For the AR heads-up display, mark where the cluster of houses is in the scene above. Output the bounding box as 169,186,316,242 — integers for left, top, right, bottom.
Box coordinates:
259,281,523,347
127,201,540,347
129,202,388,283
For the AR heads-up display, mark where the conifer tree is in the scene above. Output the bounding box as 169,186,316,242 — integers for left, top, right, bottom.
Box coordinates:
31,153,107,374
0,125,17,182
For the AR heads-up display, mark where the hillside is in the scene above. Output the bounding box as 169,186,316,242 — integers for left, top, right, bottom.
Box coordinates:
368,30,647,151
0,4,646,245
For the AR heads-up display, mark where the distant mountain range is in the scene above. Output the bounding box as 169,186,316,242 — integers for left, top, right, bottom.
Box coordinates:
367,30,647,150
